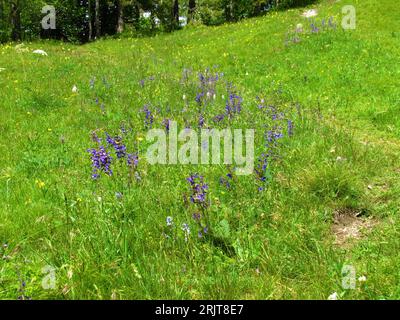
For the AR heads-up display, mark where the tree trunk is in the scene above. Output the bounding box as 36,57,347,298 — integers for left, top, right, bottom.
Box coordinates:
133,1,140,29
116,0,124,33
0,0,4,22
95,0,101,38
225,0,233,22
188,0,195,23
173,0,179,26
10,0,21,41
88,0,93,41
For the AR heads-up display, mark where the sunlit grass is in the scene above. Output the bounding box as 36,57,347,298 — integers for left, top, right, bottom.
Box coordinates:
0,0,399,300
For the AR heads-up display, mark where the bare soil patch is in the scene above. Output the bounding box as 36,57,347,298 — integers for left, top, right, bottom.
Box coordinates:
332,208,376,247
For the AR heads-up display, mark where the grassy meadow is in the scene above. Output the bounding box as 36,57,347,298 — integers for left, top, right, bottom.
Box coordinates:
0,0,400,300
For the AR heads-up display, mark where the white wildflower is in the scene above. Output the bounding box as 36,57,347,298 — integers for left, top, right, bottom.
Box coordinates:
302,9,318,18
33,49,48,56
67,269,73,279
166,216,173,226
328,292,339,300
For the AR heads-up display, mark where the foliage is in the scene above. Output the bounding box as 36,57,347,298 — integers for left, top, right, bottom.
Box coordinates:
0,0,319,43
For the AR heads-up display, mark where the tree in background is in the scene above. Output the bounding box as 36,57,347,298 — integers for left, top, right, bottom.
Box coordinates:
10,0,21,41
173,0,179,26
116,0,124,33
0,0,317,43
88,0,93,40
95,0,101,38
187,0,196,22
0,0,10,42
188,0,196,23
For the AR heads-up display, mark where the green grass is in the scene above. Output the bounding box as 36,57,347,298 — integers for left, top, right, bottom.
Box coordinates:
1,0,400,300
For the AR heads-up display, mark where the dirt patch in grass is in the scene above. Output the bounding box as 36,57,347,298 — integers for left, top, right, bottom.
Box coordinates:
332,208,376,247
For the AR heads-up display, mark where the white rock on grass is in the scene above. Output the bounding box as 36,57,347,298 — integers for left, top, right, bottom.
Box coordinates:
32,49,48,56
302,9,318,18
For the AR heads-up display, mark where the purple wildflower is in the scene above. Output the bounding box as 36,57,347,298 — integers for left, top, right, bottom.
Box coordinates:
198,114,205,128
91,131,102,143
120,125,128,135
142,105,154,128
192,213,201,221
196,70,222,106
220,172,233,189
87,146,113,179
288,120,294,137
106,134,127,159
213,114,225,123
195,92,204,105
310,22,320,33
225,92,243,119
254,152,270,187
187,174,209,208
127,153,139,168
162,118,171,132
267,130,284,144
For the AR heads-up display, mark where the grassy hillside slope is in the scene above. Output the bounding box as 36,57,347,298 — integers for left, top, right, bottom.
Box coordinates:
0,0,399,299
